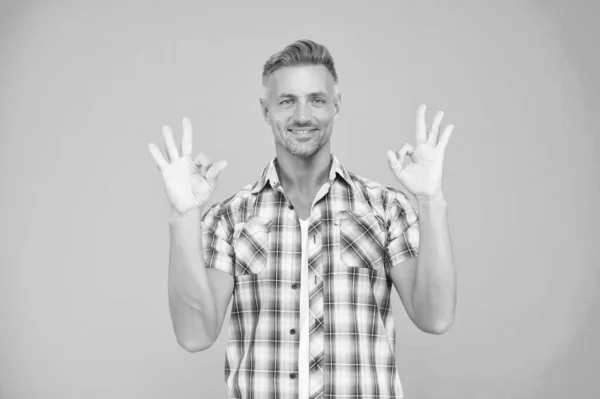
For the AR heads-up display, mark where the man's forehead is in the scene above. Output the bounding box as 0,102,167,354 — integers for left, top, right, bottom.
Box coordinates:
269,65,335,96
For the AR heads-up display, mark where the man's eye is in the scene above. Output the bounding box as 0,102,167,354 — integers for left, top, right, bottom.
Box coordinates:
314,99,326,104
280,99,292,105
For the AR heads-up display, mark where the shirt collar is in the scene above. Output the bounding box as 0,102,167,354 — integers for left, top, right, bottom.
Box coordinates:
250,154,356,194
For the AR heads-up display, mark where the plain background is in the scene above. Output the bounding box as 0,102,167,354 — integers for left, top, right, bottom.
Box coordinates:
1,0,598,398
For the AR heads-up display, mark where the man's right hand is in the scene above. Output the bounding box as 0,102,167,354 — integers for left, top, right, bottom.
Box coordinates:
148,117,228,215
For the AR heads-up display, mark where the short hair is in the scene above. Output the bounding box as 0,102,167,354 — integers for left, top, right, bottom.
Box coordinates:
261,39,339,100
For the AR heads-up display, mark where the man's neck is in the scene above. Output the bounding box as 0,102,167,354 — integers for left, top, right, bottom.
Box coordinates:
275,146,332,197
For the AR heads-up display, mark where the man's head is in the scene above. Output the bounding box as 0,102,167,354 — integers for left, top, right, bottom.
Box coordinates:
260,39,341,159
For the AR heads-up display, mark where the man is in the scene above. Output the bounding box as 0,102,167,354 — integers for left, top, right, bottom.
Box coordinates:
148,39,456,399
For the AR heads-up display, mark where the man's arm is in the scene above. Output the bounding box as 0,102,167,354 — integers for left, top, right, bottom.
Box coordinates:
148,116,233,352
385,104,457,334
168,207,234,352
389,196,456,334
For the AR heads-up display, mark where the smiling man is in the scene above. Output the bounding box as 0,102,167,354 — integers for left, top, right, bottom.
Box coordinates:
149,39,457,399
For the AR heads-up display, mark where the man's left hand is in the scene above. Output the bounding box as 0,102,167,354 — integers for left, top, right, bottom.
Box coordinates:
387,104,454,201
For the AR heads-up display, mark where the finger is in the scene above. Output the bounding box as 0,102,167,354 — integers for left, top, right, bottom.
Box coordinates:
193,152,213,167
395,142,416,166
181,117,192,158
386,150,402,174
437,124,454,152
428,110,444,145
162,125,179,162
148,142,168,170
206,160,228,186
416,104,427,143
193,152,214,176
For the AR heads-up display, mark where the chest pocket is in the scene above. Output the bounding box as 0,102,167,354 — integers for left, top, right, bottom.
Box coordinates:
232,216,272,277
337,210,387,271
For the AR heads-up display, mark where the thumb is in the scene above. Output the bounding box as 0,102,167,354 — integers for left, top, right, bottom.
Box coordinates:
206,160,228,186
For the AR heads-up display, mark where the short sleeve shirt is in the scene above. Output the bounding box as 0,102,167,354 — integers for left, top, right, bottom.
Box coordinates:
200,154,420,399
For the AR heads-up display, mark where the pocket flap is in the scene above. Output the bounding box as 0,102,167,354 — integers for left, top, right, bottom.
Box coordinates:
338,210,386,270
232,216,272,276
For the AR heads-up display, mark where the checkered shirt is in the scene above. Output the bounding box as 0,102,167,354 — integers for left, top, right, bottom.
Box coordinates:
201,154,420,399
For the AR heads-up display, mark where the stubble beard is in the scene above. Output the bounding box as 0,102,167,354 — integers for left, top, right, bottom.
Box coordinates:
278,126,328,158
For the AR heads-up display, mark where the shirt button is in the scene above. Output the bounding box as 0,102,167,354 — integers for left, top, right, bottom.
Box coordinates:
288,204,294,210
289,373,297,379
291,283,298,289
290,328,296,335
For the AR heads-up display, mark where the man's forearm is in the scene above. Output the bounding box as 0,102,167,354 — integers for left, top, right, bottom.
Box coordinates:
168,208,218,351
412,196,457,334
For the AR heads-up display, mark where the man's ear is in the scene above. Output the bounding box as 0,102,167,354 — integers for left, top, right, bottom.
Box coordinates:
259,98,270,124
334,92,342,118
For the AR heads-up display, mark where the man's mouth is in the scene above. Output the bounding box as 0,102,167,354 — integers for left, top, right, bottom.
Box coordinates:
287,128,319,134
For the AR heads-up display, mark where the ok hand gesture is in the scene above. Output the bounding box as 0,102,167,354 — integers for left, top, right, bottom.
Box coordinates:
148,117,228,215
387,104,454,201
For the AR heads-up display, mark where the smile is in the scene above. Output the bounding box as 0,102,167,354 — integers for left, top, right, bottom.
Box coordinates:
287,128,319,134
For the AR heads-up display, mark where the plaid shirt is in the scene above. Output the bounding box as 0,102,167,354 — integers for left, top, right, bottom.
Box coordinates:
201,154,420,399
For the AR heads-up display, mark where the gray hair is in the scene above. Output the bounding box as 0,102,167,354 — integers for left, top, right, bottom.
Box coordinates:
261,39,339,99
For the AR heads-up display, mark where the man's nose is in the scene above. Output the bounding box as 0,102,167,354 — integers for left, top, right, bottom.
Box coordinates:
294,102,311,122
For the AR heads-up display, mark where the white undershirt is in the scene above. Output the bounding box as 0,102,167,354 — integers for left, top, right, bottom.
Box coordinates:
298,218,310,399
296,182,330,398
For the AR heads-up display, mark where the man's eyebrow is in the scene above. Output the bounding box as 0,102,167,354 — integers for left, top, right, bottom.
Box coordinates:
277,91,329,98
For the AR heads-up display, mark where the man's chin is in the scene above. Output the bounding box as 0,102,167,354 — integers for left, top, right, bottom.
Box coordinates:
289,149,317,158
286,144,320,158
277,135,327,158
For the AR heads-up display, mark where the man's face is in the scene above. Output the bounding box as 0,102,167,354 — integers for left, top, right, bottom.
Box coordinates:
261,64,341,158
